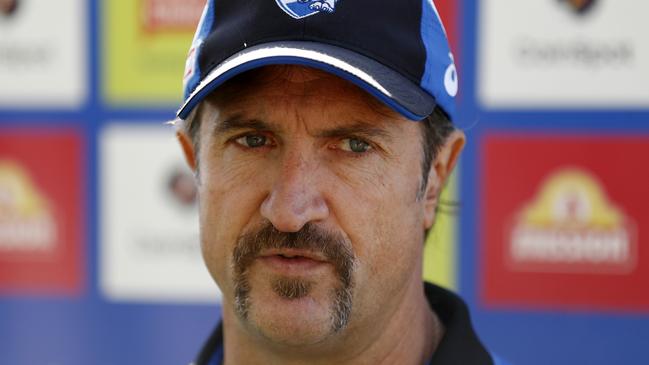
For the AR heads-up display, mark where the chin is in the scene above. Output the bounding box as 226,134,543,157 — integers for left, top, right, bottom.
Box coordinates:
241,280,349,346
253,316,334,347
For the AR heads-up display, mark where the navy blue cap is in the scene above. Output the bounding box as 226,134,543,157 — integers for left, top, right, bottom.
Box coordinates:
178,0,458,121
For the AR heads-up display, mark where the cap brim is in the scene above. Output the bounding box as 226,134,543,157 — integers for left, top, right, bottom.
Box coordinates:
177,41,436,121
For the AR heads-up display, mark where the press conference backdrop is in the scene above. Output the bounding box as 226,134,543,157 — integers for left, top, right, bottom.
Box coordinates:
1,0,648,364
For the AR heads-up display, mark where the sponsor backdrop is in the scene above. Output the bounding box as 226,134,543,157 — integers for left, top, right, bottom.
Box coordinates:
0,0,647,364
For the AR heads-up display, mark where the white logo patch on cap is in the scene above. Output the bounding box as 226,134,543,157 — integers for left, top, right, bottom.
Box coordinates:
276,0,340,19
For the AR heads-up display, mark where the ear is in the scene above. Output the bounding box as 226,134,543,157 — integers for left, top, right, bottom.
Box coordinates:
176,130,197,172
422,130,465,229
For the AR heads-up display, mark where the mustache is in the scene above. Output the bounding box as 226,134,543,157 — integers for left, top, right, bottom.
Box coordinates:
231,222,356,331
232,222,355,287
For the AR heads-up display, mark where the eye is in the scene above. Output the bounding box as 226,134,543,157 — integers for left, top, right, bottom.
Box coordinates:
235,134,269,148
340,138,372,153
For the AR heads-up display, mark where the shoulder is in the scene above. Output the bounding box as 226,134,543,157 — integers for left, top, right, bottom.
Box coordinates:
424,282,512,365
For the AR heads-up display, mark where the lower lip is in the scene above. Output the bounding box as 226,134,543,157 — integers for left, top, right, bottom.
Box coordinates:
258,255,329,275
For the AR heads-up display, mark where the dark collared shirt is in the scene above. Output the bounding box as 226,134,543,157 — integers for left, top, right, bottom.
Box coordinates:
193,282,509,365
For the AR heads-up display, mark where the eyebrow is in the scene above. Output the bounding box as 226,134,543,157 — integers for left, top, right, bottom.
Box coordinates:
316,121,393,142
213,115,393,142
213,115,273,136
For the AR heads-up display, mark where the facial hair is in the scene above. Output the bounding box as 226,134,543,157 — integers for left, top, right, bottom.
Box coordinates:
232,222,355,333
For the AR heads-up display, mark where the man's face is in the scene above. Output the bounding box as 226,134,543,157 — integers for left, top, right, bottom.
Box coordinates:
188,66,444,346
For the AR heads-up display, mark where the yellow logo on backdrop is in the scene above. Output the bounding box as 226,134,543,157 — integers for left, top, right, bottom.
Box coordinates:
103,0,204,105
509,168,636,272
0,160,57,252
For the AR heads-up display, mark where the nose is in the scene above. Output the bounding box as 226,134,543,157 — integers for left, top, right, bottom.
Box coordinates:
260,150,329,232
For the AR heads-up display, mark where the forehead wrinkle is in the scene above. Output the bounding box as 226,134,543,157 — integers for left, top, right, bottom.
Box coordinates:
211,99,400,143
212,114,397,152
205,66,406,141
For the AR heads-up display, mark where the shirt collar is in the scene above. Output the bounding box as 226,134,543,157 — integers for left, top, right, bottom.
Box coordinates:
423,282,494,365
194,282,494,365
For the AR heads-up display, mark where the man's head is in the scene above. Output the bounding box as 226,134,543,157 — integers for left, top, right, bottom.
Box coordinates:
176,65,464,346
174,0,462,352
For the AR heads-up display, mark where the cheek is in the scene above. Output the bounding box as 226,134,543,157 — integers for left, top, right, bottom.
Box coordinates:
330,159,425,273
197,147,270,287
363,197,423,276
330,172,425,317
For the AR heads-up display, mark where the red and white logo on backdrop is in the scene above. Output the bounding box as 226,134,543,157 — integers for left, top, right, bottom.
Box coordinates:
141,0,205,33
506,168,637,274
0,129,84,295
481,135,649,311
0,160,58,253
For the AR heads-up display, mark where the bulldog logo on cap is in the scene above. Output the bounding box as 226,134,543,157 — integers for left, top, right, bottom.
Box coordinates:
276,0,340,19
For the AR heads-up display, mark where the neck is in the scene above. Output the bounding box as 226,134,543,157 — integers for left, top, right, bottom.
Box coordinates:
221,278,444,365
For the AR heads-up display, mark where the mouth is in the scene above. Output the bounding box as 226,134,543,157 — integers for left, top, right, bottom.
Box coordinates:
261,248,327,261
257,249,330,274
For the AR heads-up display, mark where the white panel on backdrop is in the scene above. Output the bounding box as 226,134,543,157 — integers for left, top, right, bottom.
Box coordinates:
100,123,220,303
479,0,649,108
0,0,86,107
